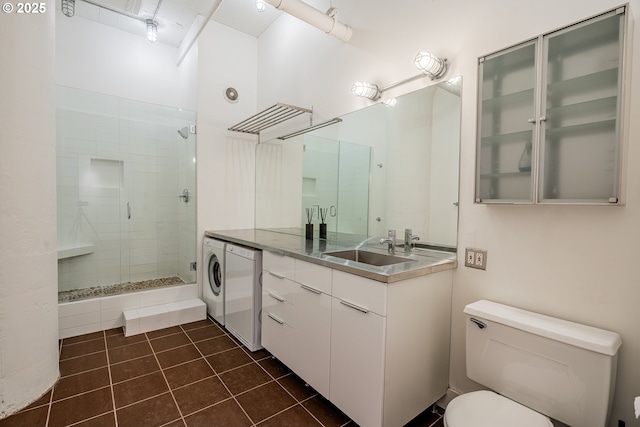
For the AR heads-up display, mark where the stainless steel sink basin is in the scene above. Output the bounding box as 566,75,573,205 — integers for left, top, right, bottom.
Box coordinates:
322,249,414,267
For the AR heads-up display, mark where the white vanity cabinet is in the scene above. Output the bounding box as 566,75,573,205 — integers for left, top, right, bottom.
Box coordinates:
261,251,453,427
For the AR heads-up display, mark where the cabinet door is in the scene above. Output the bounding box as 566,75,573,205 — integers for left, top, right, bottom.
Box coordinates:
292,285,331,397
476,40,538,203
539,9,625,203
330,296,385,427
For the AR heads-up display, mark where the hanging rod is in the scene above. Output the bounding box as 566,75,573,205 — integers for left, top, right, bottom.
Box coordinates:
228,103,313,135
277,118,342,140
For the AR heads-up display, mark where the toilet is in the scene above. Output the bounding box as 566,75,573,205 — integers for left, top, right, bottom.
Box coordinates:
445,300,622,427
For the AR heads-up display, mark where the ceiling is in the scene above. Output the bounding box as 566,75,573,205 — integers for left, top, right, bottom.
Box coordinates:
61,0,283,47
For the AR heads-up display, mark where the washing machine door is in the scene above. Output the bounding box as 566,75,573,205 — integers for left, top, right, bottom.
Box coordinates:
208,253,222,296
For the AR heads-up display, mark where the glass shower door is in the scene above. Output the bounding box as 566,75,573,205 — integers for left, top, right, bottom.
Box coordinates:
56,86,197,301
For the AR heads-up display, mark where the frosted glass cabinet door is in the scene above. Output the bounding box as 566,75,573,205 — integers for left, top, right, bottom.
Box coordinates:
539,10,624,203
476,41,537,203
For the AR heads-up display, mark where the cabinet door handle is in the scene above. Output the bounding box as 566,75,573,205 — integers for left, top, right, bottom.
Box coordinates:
527,118,537,124
268,292,285,302
300,284,321,294
268,271,285,280
539,116,547,122
339,300,369,314
267,313,284,324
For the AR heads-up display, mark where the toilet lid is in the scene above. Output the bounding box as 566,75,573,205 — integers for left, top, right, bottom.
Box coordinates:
445,391,553,427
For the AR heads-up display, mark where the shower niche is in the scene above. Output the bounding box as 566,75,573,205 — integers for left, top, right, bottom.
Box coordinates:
56,86,197,302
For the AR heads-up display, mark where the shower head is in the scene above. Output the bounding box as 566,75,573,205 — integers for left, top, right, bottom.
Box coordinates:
177,126,189,139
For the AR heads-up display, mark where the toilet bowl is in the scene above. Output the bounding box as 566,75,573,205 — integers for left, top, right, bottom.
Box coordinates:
447,300,621,427
443,390,553,427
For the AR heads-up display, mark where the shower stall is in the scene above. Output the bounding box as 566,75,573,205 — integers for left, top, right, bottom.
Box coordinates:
56,86,196,302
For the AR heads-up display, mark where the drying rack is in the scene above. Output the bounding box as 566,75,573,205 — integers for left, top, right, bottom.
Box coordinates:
228,103,313,141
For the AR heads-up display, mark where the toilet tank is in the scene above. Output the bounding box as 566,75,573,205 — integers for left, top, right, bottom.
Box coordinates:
464,300,621,427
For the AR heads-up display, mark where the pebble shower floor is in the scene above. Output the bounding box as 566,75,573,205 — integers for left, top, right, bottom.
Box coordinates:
58,276,186,303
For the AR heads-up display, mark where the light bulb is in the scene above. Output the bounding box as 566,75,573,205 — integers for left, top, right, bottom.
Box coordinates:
351,82,381,100
414,51,448,79
62,0,75,17
146,20,157,43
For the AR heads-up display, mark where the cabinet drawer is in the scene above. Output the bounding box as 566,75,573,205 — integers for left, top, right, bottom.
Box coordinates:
262,308,294,368
262,290,293,324
294,259,332,294
263,251,295,280
332,270,387,316
262,270,296,303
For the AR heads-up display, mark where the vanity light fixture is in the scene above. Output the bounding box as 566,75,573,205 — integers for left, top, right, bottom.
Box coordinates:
256,0,266,12
351,82,382,101
414,51,448,80
352,51,450,102
146,19,158,43
61,0,75,17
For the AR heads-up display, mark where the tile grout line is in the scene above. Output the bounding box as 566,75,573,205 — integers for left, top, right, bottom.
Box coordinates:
48,334,115,426
242,347,330,427
44,339,64,427
104,330,119,427
180,319,258,426
144,330,188,427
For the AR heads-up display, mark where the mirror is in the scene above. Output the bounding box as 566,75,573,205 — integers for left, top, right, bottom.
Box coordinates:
255,76,461,248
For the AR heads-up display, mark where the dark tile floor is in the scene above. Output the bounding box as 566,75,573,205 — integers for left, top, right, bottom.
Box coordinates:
0,318,444,427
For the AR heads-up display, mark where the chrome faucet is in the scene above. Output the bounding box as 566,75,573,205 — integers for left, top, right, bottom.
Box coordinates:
380,229,396,254
404,228,420,252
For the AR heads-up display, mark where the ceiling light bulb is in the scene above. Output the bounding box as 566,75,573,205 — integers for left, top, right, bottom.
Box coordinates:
383,98,398,107
351,82,381,101
146,19,157,43
61,0,75,17
414,51,448,80
256,0,266,12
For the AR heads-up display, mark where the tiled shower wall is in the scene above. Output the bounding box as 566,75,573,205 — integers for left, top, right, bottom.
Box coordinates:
56,87,196,292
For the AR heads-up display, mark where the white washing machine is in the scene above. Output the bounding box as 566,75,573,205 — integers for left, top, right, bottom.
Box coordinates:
203,237,226,325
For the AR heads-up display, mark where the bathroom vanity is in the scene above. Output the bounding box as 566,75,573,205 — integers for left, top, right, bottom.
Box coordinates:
206,229,456,427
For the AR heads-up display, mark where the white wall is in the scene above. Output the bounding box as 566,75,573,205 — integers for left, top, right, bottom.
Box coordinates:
196,22,258,286
56,10,198,111
0,0,60,417
255,0,640,425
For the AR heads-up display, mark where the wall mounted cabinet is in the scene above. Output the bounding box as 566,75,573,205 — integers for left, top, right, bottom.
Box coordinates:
475,6,629,204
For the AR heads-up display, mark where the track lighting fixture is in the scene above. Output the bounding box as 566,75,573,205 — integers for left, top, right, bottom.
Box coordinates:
414,51,448,80
146,19,158,43
61,0,75,17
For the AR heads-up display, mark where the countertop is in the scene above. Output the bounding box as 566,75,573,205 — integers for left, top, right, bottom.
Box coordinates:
205,228,457,283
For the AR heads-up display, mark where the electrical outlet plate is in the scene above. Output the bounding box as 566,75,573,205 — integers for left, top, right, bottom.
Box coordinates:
465,248,487,270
